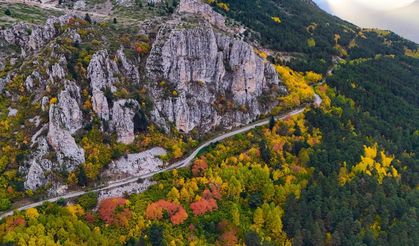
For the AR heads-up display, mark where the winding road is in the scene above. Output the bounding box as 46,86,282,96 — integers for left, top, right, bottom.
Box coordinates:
0,94,322,219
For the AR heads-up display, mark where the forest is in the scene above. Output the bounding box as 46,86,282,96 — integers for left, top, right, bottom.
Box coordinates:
0,0,418,245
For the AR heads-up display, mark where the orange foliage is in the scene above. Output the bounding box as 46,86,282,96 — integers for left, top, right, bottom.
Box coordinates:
202,183,222,200
134,42,151,55
98,198,131,227
190,198,218,216
216,220,238,246
145,200,188,225
192,159,208,177
85,212,96,223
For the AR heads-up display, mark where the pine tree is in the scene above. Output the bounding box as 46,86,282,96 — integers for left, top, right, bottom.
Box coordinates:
269,116,276,131
259,140,271,163
4,9,11,16
84,13,92,23
78,166,88,187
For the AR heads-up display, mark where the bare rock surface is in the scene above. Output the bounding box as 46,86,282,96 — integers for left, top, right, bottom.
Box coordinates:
98,180,155,201
103,147,167,178
87,49,119,121
146,23,286,133
23,137,53,190
47,81,85,170
111,99,140,144
177,0,227,31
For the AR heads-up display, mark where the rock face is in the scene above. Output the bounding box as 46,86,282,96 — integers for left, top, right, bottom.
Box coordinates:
24,137,53,190
87,49,141,142
0,15,70,52
146,23,286,133
103,147,167,179
87,49,119,121
117,47,140,84
177,0,227,31
47,81,85,171
111,99,139,144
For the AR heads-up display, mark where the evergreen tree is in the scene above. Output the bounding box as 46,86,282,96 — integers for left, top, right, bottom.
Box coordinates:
134,109,148,133
4,9,11,16
149,224,164,246
259,140,270,163
269,116,275,131
77,166,88,187
244,231,262,246
84,13,92,23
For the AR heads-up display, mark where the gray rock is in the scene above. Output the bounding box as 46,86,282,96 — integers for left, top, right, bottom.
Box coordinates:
73,0,86,10
87,50,119,121
24,137,53,190
41,96,50,112
117,47,140,84
48,63,66,82
146,24,286,133
7,107,18,117
0,74,12,93
0,15,71,52
111,99,139,144
177,0,227,31
47,81,85,170
103,147,166,178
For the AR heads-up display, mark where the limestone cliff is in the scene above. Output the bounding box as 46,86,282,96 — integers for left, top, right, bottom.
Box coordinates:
146,22,286,133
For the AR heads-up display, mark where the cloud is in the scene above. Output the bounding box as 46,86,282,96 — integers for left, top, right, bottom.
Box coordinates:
313,0,419,43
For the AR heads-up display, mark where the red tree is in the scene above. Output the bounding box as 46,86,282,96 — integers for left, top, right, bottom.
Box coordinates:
192,159,208,177
98,197,131,227
145,199,188,225
190,198,218,216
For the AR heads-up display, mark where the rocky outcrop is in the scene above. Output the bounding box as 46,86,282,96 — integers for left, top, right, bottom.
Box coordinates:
177,0,227,31
103,147,166,179
0,74,12,93
0,15,71,52
87,50,119,121
146,23,286,133
24,137,53,190
117,47,140,84
47,81,85,170
111,99,139,144
25,71,43,91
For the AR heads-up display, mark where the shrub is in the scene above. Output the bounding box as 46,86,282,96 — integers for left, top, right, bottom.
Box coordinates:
78,192,98,210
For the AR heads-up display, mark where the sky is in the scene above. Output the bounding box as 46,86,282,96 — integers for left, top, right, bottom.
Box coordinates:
313,0,419,43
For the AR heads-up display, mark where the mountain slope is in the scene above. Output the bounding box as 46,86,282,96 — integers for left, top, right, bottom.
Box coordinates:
0,0,418,245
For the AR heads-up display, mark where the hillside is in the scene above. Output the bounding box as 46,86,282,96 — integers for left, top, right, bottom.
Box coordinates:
0,0,418,245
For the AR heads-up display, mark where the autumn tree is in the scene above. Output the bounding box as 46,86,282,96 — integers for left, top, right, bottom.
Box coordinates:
145,200,188,225
190,198,218,216
269,116,276,131
191,159,208,177
98,197,131,227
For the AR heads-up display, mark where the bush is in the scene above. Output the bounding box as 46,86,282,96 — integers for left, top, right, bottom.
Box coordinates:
78,192,98,210
4,9,11,16
0,198,11,211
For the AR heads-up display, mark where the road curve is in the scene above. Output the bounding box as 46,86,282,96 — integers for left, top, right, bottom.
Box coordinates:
0,95,321,219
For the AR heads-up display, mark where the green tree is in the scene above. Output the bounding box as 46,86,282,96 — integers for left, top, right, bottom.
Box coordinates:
0,198,11,211
259,140,270,163
84,13,92,23
269,116,275,131
149,224,164,246
4,9,11,16
78,166,88,187
244,231,262,246
78,192,98,210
